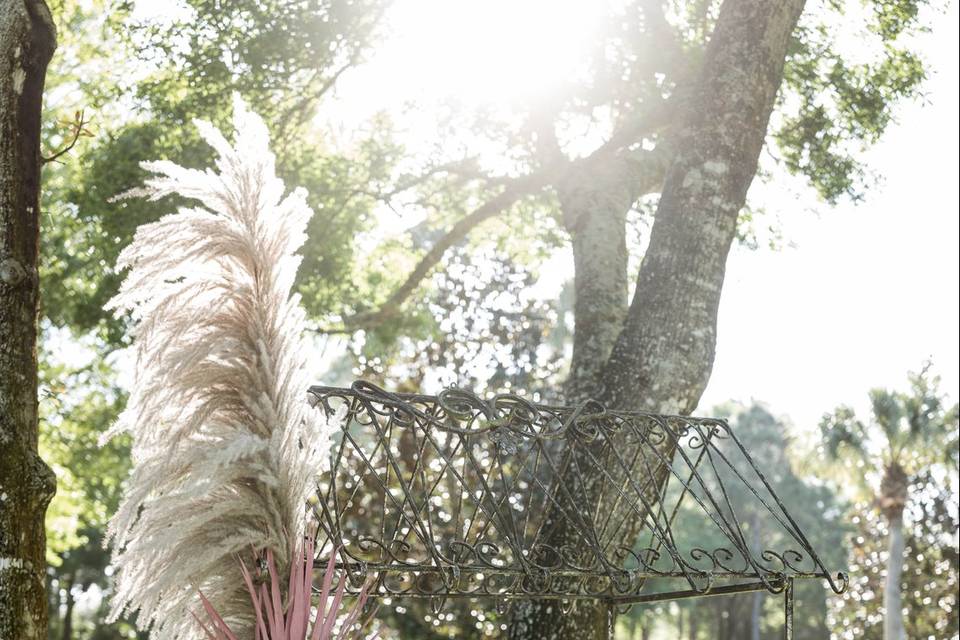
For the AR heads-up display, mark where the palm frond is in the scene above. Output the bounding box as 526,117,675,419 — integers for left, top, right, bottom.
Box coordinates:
819,405,868,462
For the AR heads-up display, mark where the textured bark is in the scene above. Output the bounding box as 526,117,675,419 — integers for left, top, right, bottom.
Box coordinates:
507,0,806,637
562,149,669,405
560,161,632,404
602,0,806,413
0,2,57,639
880,462,908,640
882,513,906,640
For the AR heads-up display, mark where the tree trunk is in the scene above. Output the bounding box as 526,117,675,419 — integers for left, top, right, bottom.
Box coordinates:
0,2,57,640
880,461,908,640
560,161,631,405
60,574,75,640
602,0,806,413
507,0,806,637
750,514,762,640
883,513,907,640
750,589,763,640
688,606,699,640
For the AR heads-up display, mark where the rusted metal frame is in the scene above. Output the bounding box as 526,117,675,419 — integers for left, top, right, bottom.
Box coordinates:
784,576,794,640
706,425,848,594
518,443,544,543
528,429,618,572
596,420,666,551
609,578,786,605
472,434,542,547
636,418,764,570
616,417,753,579
309,382,846,604
401,416,442,559
644,426,714,557
458,427,529,565
574,426,703,589
696,432,784,592
405,416,511,558
339,404,440,567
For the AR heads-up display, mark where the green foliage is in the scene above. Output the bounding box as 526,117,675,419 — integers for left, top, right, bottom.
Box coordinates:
38,331,138,640
776,0,933,203
40,336,129,562
118,0,386,138
41,0,397,345
829,476,959,639
352,248,563,394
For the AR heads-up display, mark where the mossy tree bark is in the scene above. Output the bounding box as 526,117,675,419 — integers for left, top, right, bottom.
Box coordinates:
506,0,807,637
0,2,57,639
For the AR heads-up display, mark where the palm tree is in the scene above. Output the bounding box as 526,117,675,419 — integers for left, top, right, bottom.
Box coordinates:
819,363,958,640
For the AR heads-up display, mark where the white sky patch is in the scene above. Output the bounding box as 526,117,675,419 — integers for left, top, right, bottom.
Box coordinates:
328,0,606,114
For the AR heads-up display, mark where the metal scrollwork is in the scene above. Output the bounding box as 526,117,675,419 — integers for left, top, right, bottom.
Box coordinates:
308,381,847,605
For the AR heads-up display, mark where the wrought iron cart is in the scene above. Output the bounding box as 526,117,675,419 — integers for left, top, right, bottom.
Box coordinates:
309,381,847,639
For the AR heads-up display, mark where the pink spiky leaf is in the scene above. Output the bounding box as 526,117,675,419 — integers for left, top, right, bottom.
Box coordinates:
197,592,239,640
238,556,269,640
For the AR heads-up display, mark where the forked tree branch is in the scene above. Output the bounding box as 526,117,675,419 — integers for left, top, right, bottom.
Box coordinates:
42,109,92,165
332,167,562,332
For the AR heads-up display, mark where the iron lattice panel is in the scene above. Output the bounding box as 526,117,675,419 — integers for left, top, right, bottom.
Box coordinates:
308,382,846,603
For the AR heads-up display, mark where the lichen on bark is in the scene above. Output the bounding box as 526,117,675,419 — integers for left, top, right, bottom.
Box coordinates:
0,2,57,639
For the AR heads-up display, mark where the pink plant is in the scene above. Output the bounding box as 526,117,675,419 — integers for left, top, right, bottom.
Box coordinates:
194,538,375,640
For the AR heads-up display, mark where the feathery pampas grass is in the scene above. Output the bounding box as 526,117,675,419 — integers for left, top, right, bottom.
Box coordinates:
101,96,342,639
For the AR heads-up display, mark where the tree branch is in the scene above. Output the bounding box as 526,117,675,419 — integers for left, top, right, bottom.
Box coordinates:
330,168,561,332
41,109,91,165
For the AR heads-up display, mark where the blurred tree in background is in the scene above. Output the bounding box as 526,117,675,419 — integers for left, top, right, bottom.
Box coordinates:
819,365,959,640
620,403,850,640
830,475,959,639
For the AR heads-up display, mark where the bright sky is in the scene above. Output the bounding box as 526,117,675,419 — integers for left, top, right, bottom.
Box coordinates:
320,0,960,431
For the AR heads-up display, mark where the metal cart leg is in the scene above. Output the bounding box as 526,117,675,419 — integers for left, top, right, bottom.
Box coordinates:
784,577,794,640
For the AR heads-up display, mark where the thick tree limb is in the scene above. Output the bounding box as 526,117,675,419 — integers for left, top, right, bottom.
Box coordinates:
562,146,670,403
603,0,807,415
333,70,678,337
509,1,808,637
